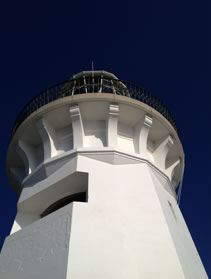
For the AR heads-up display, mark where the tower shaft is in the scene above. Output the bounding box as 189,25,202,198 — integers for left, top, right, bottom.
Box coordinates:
0,72,208,278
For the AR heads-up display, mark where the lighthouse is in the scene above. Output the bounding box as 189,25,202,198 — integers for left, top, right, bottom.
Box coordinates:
0,71,208,278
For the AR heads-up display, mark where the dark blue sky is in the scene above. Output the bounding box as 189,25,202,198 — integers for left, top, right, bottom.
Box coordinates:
0,0,210,276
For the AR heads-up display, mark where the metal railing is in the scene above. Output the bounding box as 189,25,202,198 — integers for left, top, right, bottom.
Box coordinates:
11,76,178,137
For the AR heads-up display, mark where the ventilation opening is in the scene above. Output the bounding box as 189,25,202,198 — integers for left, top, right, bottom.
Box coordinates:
41,192,87,218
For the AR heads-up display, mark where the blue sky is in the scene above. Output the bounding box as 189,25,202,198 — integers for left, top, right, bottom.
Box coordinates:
0,0,210,276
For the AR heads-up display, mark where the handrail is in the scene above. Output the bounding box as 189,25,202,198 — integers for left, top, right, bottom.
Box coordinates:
11,76,178,137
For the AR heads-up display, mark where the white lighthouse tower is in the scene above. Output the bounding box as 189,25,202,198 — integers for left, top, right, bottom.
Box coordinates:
0,71,208,278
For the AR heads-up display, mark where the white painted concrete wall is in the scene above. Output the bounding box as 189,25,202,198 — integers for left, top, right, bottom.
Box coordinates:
150,169,208,278
1,154,208,278
0,203,73,279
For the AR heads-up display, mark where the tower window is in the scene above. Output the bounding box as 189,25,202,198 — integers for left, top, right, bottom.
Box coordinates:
41,192,87,217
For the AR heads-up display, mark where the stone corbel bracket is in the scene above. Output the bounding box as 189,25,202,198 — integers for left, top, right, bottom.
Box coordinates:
69,105,84,148
36,118,58,161
107,104,119,147
16,140,37,176
134,114,153,158
166,158,181,181
10,167,24,186
153,135,174,172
